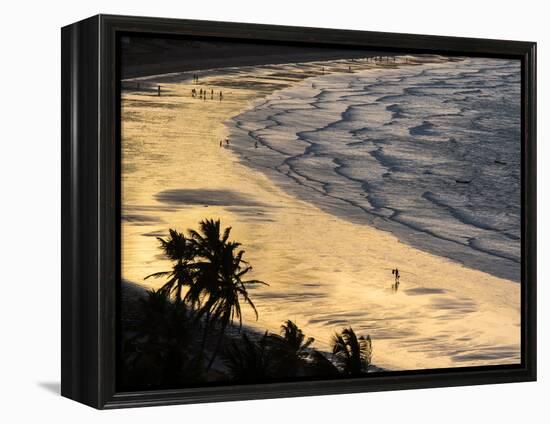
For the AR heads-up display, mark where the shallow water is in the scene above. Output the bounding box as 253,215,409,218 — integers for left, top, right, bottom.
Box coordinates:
228,58,521,281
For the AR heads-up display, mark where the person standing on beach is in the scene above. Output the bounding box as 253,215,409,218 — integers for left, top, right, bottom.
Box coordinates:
391,268,401,292
225,138,229,145
392,268,400,285
211,89,214,100
157,85,161,96
219,91,223,101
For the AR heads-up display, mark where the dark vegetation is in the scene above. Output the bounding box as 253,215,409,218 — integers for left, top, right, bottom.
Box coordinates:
120,219,373,390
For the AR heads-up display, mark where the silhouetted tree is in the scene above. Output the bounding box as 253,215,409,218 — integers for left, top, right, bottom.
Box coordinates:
331,327,372,376
266,320,315,377
186,219,267,371
222,332,273,382
280,320,314,352
121,289,203,390
144,229,196,302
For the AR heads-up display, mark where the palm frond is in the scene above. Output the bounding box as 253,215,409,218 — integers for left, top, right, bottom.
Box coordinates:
144,270,172,280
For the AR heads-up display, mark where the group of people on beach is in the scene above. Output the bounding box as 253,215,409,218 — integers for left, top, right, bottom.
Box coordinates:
191,87,224,101
190,73,225,101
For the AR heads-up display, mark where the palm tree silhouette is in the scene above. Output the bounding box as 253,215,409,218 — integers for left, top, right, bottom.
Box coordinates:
183,219,231,307
121,289,203,389
266,320,314,376
331,327,372,376
222,332,273,382
280,320,315,352
186,219,267,371
188,219,229,261
144,229,196,302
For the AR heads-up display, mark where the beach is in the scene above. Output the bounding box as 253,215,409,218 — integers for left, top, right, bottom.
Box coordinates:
121,56,521,371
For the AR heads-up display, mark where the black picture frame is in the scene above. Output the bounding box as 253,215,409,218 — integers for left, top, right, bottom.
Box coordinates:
61,14,537,409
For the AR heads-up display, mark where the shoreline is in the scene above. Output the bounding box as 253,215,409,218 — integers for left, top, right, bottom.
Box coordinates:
121,53,448,85
223,58,520,282
121,56,520,371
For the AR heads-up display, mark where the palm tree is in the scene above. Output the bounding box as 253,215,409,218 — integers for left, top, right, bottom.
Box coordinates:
280,320,315,352
331,327,372,376
186,219,267,371
144,229,196,302
222,332,273,382
183,220,225,306
121,289,203,389
188,218,229,257
267,320,315,377
183,219,233,309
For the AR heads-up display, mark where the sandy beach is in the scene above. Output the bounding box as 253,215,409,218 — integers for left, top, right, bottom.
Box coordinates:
121,56,520,371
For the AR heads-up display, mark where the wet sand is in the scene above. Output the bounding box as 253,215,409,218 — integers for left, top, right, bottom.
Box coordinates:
121,56,520,371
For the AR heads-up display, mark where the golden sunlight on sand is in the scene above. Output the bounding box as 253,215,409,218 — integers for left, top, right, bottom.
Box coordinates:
121,57,520,371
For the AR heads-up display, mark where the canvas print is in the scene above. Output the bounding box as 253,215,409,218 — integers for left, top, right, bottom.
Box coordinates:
119,35,521,391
